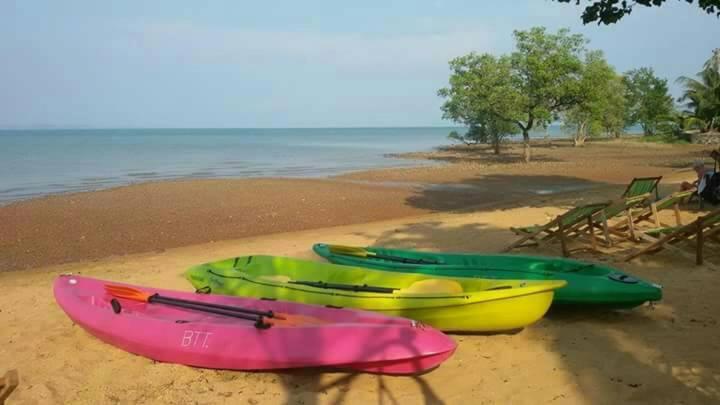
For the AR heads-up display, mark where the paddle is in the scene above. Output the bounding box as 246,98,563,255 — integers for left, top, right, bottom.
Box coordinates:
326,244,440,265
104,285,325,328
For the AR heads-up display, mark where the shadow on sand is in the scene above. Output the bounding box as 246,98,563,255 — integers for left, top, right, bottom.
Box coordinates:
345,216,720,404
401,174,613,213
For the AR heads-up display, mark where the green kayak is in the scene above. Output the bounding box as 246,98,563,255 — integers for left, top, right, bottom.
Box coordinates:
312,244,662,309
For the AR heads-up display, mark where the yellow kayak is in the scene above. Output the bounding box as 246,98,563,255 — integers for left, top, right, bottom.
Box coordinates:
186,255,566,332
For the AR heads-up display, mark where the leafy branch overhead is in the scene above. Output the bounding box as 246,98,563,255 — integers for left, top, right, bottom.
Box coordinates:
554,0,720,24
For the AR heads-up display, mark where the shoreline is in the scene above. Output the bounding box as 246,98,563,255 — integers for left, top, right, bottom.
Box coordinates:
0,176,608,272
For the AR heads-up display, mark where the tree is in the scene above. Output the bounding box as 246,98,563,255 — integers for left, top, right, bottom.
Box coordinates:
623,67,674,135
450,118,518,154
564,51,621,145
439,27,588,162
600,75,628,137
447,130,475,146
677,49,720,132
553,0,720,25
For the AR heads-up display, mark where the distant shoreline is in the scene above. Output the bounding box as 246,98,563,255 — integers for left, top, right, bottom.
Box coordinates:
0,127,452,204
0,128,647,205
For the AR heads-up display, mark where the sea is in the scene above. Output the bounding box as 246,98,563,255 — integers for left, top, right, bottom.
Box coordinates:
0,125,597,204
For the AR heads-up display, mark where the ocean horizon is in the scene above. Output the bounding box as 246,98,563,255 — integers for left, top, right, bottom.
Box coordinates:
0,125,629,204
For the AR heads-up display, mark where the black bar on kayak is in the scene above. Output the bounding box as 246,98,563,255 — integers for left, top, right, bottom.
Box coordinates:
149,295,273,328
288,280,397,294
151,294,275,318
372,253,439,265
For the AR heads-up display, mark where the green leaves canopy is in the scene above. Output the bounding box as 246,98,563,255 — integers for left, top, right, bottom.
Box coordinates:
553,0,720,25
565,51,626,140
623,67,674,135
438,27,588,161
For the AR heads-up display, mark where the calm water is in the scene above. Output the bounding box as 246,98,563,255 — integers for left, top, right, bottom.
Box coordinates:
0,125,590,204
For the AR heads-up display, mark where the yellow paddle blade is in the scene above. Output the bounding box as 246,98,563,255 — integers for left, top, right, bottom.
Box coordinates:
326,244,371,258
402,279,464,294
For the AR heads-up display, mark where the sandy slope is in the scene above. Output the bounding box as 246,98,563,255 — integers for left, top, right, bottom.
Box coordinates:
2,197,719,404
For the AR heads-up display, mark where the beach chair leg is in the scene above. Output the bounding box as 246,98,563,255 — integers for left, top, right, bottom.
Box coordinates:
623,232,671,262
587,216,597,251
559,221,569,257
627,209,637,242
600,212,612,247
651,203,660,228
505,220,559,252
697,223,704,266
0,369,19,404
674,203,682,226
504,231,541,251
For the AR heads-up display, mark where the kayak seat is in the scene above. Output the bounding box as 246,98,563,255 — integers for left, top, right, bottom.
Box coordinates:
402,279,464,295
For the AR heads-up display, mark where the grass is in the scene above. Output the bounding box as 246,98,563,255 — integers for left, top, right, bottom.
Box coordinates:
638,133,691,145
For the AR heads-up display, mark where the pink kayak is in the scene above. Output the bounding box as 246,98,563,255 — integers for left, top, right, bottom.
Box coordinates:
54,275,456,374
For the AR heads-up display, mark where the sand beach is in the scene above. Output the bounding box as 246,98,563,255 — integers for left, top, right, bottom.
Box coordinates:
2,140,720,404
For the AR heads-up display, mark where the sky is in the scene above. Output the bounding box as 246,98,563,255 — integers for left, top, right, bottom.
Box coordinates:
1,1,719,129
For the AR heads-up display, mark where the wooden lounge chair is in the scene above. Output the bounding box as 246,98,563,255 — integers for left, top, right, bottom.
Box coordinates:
612,189,695,231
623,207,720,267
505,201,611,257
0,369,19,404
590,193,653,245
621,176,662,200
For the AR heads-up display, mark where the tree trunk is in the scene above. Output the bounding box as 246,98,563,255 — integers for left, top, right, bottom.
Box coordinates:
522,130,531,163
573,121,587,146
493,139,501,155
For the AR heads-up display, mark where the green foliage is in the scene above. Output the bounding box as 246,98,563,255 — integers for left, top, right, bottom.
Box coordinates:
601,76,628,137
677,49,720,132
623,67,674,136
446,119,517,154
564,51,625,144
553,0,720,25
447,130,471,145
439,27,588,161
509,27,588,140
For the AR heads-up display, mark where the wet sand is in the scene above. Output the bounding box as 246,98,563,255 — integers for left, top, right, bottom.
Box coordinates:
1,140,713,272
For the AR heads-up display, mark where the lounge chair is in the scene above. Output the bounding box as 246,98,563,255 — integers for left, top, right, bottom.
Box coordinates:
621,176,662,200
623,207,720,267
505,201,611,257
0,369,19,404
611,189,695,231
590,193,653,245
